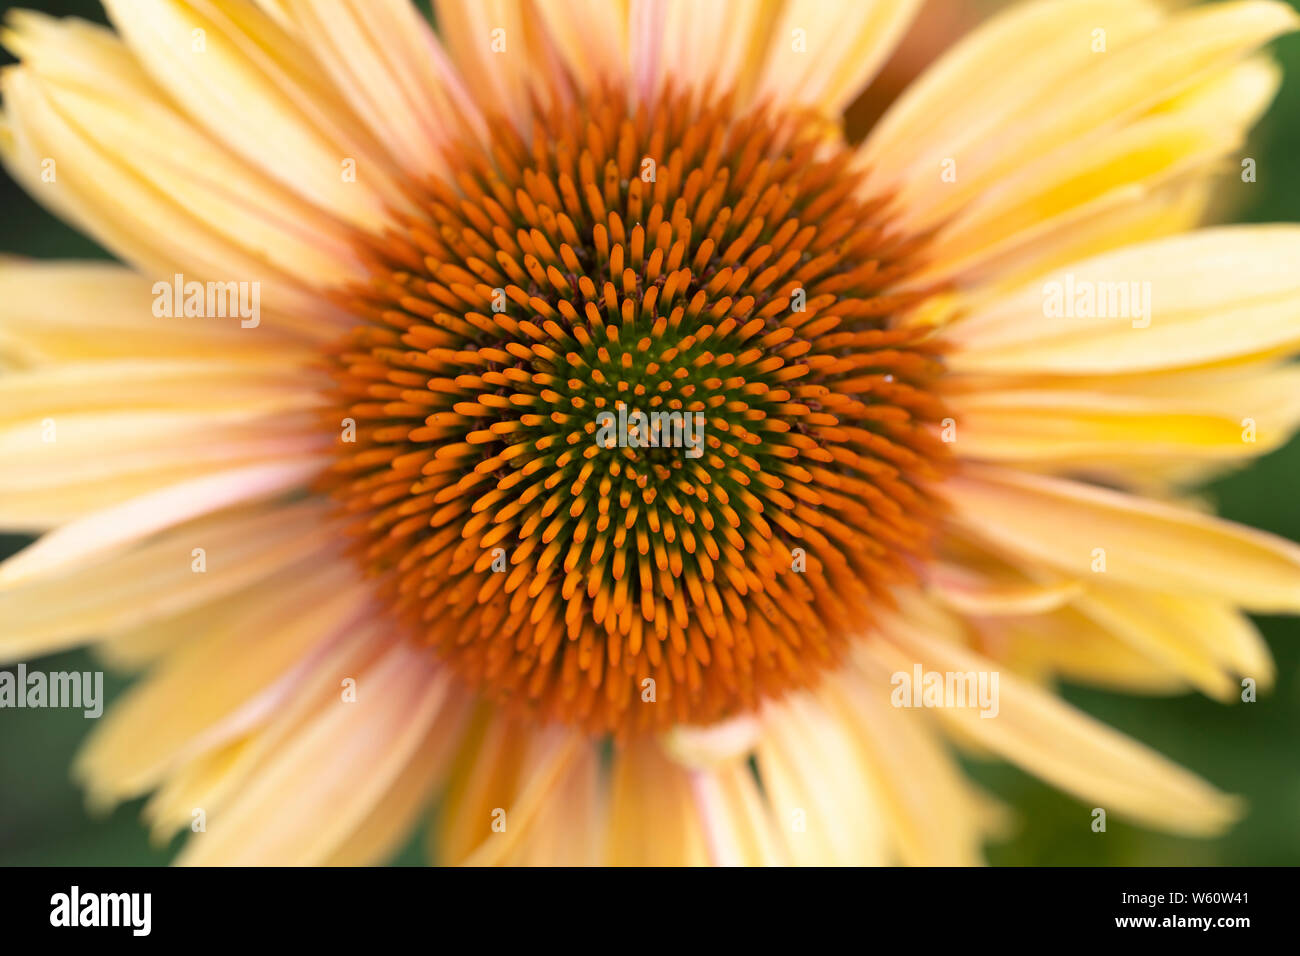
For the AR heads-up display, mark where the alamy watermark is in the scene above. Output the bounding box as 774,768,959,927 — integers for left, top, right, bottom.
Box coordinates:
50,886,151,936
0,664,103,718
891,664,999,718
595,405,705,458
1042,273,1151,328
152,272,260,328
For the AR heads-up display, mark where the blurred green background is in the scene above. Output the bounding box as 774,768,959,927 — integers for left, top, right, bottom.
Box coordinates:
1,0,1298,865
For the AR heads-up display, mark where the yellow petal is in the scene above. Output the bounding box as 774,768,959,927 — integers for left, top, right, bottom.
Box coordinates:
831,656,987,865
948,386,1293,464
939,173,1211,298
0,358,319,421
100,0,407,229
0,457,325,587
875,617,1241,835
320,689,471,866
686,760,787,866
457,729,587,866
434,713,588,866
0,65,351,332
176,644,453,865
433,0,539,130
605,739,709,866
0,261,289,368
1072,583,1272,700
0,364,326,507
272,0,485,178
749,0,922,117
860,0,1166,202
155,615,401,825
915,113,1243,287
943,465,1300,611
981,605,1191,695
506,744,605,866
532,0,630,90
756,693,891,865
74,559,367,802
930,560,1083,616
946,226,1300,374
0,499,336,662
873,0,1296,230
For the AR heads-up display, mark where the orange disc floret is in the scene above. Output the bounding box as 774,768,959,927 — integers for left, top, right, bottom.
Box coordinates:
322,83,950,736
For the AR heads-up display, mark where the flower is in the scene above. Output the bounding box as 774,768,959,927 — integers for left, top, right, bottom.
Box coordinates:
2,0,1299,866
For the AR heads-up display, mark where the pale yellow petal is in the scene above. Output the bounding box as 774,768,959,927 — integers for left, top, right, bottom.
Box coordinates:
152,615,400,827
605,739,709,866
320,690,471,866
458,729,587,866
936,174,1213,299
101,0,408,229
433,0,537,129
860,0,1166,200
176,644,453,865
870,0,1296,231
687,760,787,866
750,0,922,117
271,0,486,179
0,457,325,587
1072,584,1272,700
0,405,325,501
830,656,986,865
913,114,1242,287
0,261,289,368
875,615,1241,835
75,559,367,803
139,739,250,844
1,11,389,335
945,226,1300,374
929,560,1083,616
532,0,629,90
0,465,280,532
942,466,1300,612
0,499,336,662
755,693,891,865
507,744,605,866
948,382,1298,464
0,358,320,421
978,605,1192,695
434,714,589,866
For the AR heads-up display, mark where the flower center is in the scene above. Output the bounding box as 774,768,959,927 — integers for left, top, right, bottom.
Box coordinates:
324,84,949,736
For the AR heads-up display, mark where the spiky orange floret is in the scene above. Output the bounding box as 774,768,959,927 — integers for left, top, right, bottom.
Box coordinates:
324,84,950,736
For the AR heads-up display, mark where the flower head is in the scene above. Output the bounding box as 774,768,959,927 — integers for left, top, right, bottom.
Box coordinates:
327,81,951,735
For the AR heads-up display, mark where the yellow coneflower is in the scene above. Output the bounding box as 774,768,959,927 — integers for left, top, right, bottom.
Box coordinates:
2,0,1299,866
